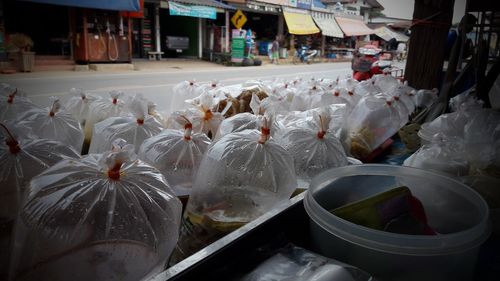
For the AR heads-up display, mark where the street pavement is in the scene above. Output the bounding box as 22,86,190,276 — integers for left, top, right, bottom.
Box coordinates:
0,59,405,114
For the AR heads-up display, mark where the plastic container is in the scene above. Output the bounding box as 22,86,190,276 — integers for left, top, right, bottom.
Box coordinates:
304,164,490,281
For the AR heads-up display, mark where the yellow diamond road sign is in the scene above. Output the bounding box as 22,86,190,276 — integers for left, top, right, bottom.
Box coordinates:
231,10,247,29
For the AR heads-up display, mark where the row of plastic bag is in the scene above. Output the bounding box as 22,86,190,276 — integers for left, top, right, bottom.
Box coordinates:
1,73,439,279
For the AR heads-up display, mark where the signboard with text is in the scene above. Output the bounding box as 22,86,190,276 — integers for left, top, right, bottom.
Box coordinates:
231,37,245,62
169,2,216,19
297,0,311,10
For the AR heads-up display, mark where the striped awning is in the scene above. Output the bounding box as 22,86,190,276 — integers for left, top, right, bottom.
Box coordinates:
374,26,409,42
335,16,374,36
312,15,344,38
284,11,320,35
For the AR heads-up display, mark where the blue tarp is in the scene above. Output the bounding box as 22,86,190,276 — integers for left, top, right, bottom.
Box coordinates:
20,0,140,11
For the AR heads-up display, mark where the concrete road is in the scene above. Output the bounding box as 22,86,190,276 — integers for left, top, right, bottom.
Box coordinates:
0,61,404,114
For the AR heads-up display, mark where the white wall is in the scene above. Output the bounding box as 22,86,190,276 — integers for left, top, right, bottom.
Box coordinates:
377,0,467,24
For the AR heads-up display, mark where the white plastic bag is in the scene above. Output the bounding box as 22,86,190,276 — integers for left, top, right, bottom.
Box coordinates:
0,123,80,280
403,133,469,176
463,109,500,175
276,108,348,189
449,88,484,112
138,115,211,197
9,139,182,281
415,88,439,109
170,92,227,138
63,88,99,126
83,91,126,152
170,115,297,263
239,244,374,281
89,96,163,154
372,73,400,93
345,93,404,159
353,79,381,96
215,93,267,140
0,88,39,121
17,98,85,153
169,79,202,114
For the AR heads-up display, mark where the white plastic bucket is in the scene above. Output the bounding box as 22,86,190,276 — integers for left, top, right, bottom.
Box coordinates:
304,164,490,281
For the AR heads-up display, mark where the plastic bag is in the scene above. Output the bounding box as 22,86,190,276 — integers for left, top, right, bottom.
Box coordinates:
345,93,404,159
170,92,227,138
170,115,297,264
403,133,469,176
215,93,268,140
0,88,39,121
83,91,126,153
89,95,163,154
63,88,99,126
320,86,360,114
17,98,85,153
463,109,500,176
239,244,374,281
417,111,468,145
415,88,438,109
9,139,182,281
372,73,400,93
0,123,80,280
449,88,484,112
276,108,348,189
169,79,202,115
353,80,381,96
138,115,211,197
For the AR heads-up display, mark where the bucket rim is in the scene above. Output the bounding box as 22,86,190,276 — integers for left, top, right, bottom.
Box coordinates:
304,164,491,256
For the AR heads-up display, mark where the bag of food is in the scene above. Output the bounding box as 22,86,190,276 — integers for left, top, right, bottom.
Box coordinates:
372,73,400,93
169,79,202,115
239,244,374,281
345,93,404,159
0,88,39,121
320,86,360,114
89,95,163,154
138,115,211,197
353,79,382,96
403,133,469,176
275,108,348,189
63,88,99,126
215,93,267,141
169,92,228,138
170,115,297,264
17,98,84,153
9,139,182,281
83,91,127,153
0,123,80,280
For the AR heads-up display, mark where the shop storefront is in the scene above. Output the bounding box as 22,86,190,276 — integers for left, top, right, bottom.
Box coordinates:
2,0,141,65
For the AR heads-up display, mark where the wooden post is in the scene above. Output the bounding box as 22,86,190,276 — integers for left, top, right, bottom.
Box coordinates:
321,35,325,58
404,0,455,89
83,9,88,61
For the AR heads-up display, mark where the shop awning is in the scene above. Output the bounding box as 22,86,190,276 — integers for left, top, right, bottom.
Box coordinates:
335,17,374,36
374,26,409,42
312,15,344,38
283,12,320,35
20,0,140,11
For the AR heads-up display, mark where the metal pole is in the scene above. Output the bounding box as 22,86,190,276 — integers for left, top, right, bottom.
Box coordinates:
225,10,230,52
155,4,161,53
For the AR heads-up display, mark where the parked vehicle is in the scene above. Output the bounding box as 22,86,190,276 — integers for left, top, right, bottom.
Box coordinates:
351,44,391,81
293,46,318,64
